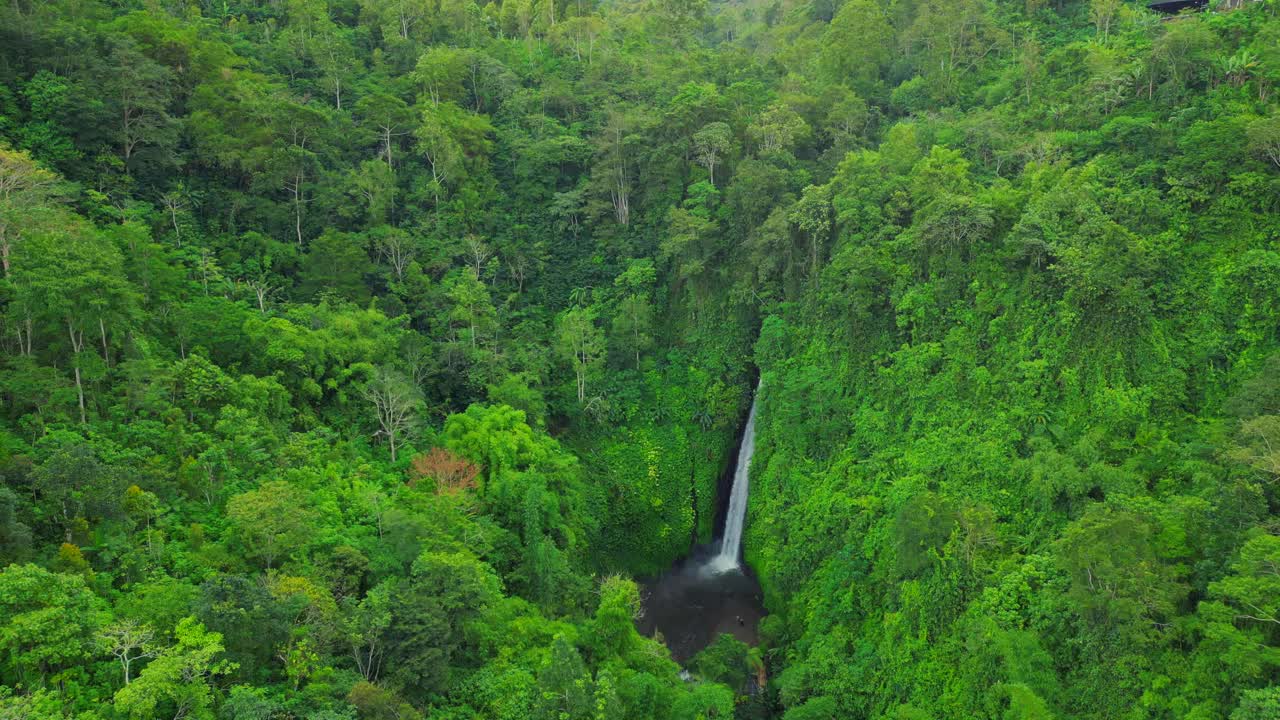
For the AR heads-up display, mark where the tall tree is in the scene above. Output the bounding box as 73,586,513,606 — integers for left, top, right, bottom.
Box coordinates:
362,366,423,462
355,93,415,170
226,481,316,568
692,122,733,187
113,618,234,720
556,306,604,404
819,0,893,93
0,146,58,279
102,39,178,172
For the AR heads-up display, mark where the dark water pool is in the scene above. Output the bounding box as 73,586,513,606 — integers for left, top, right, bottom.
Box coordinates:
636,543,766,663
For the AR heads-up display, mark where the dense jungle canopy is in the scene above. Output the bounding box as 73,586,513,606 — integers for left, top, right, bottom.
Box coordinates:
2,0,1280,717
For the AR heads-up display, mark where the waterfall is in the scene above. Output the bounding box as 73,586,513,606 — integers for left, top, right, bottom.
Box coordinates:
706,385,760,574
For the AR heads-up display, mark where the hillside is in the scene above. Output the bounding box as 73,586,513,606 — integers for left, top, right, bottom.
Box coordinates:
1,0,1279,718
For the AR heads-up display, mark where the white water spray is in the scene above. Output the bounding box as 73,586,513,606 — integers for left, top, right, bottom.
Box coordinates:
705,384,760,574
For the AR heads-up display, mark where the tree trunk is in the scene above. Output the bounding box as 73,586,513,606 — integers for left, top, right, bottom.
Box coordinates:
165,199,182,245
99,316,110,366
74,364,86,423
811,235,820,283
293,171,305,246
69,321,86,424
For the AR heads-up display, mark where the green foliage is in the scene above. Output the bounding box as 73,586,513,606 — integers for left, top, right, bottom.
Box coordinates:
0,564,103,686
689,633,751,690
2,0,1280,717
226,480,317,569
387,550,501,698
113,617,234,720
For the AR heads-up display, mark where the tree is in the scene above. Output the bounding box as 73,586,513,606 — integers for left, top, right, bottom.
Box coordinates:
612,258,656,370
241,274,279,314
464,235,492,281
30,440,125,543
1210,533,1280,628
264,99,330,247
0,489,33,563
585,575,643,658
1233,688,1280,720
671,682,734,719
347,681,424,720
1228,415,1280,481
556,307,604,404
409,448,480,494
11,221,136,421
362,367,423,463
312,26,359,109
194,575,292,680
103,39,178,170
0,564,103,687
415,47,467,107
113,618,234,720
0,145,58,278
372,226,416,282
909,193,993,276
552,16,606,64
226,481,315,569
819,0,893,93
660,203,719,314
824,88,869,146
443,404,545,490
387,550,501,698
692,122,733,187
789,184,833,282
1152,20,1219,94
445,268,497,349
1090,0,1123,43
593,108,643,226
690,633,750,689
1054,505,1185,627
417,110,462,204
362,0,435,43
356,93,415,170
345,580,394,683
415,102,494,204
298,229,373,302
100,619,157,686
1248,114,1280,170
903,0,1008,101
612,294,653,370
348,160,398,225
533,636,593,720
748,103,809,157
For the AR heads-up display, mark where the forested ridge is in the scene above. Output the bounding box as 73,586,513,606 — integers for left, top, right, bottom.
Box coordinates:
2,0,1280,717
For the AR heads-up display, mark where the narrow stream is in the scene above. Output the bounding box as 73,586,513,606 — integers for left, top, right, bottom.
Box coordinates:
637,385,765,663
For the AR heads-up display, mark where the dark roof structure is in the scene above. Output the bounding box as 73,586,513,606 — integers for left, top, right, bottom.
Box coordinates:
1147,0,1209,13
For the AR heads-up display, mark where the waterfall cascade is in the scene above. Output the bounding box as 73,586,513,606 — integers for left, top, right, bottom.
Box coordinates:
705,385,760,574
639,380,766,661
